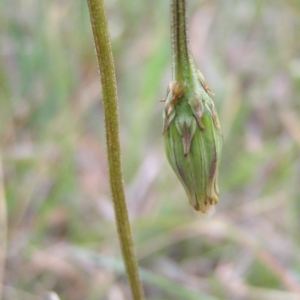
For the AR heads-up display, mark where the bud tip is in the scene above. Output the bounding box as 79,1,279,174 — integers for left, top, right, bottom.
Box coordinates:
194,204,216,219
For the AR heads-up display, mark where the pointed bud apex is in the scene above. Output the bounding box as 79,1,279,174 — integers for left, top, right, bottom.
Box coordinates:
175,114,196,156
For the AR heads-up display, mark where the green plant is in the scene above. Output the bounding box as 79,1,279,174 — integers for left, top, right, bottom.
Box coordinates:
86,0,145,299
163,0,222,215
86,0,222,298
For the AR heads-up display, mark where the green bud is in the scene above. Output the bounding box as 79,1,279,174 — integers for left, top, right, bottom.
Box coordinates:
162,76,222,215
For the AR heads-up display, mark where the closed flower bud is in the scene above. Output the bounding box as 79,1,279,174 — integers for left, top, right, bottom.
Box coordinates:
163,0,222,215
162,76,222,215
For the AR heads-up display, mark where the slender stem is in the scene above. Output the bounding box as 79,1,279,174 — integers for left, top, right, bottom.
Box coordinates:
171,0,193,82
86,1,145,299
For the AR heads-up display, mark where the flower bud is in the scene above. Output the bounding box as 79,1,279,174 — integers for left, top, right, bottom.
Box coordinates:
162,76,222,214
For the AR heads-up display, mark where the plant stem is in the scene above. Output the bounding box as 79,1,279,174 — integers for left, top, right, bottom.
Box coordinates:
86,1,145,299
171,0,195,83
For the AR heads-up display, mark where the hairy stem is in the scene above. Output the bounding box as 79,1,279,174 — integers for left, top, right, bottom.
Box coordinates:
171,0,195,83
86,1,145,299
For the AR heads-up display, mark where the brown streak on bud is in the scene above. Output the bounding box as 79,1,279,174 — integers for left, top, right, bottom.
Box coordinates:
212,113,220,129
194,112,205,130
166,81,185,116
209,148,217,180
162,117,169,135
197,69,214,95
174,151,187,184
208,102,220,130
172,81,185,98
165,103,173,117
181,122,192,156
190,95,205,130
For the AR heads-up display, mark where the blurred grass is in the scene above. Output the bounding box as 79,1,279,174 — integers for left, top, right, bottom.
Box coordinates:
0,157,7,299
1,0,300,299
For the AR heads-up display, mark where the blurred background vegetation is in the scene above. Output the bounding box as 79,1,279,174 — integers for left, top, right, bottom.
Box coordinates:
1,0,300,299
